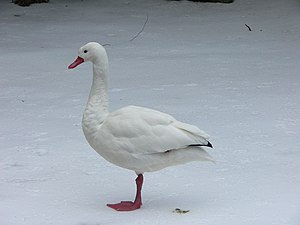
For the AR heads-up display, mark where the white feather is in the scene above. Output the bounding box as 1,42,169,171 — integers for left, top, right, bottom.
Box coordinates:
70,42,214,174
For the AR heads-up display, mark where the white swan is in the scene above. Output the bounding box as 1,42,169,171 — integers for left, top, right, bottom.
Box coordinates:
68,42,214,211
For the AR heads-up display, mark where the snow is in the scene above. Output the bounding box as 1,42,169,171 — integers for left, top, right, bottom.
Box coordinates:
1,0,300,224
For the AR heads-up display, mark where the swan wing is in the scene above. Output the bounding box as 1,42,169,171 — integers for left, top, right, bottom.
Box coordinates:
100,106,211,155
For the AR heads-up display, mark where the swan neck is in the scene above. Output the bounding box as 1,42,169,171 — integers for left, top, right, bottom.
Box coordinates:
89,64,108,107
83,63,109,127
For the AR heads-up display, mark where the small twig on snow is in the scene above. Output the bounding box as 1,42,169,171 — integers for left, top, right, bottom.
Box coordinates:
129,14,149,42
245,24,252,31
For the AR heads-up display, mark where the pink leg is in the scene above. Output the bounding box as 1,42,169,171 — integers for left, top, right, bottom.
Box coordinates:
107,174,144,211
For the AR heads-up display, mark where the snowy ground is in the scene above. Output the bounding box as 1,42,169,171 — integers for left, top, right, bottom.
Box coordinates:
1,0,300,224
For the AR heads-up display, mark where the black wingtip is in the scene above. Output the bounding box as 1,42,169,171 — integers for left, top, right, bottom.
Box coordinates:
188,141,213,148
207,141,213,148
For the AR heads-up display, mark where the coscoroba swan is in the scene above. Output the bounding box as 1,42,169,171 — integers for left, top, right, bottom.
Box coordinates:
68,42,214,211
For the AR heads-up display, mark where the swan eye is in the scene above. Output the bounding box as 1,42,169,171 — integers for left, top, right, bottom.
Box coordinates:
84,50,88,53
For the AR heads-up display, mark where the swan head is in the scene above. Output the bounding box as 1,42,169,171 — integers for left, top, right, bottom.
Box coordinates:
68,42,108,69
